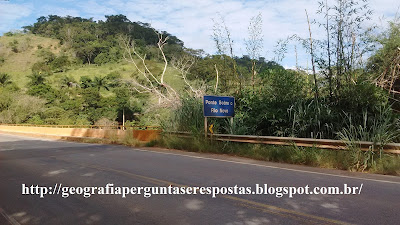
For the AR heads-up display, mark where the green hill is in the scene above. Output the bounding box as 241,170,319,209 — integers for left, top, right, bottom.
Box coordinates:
0,33,185,93
0,34,61,87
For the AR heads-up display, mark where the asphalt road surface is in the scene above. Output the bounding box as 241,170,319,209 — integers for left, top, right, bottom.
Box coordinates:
1,133,399,225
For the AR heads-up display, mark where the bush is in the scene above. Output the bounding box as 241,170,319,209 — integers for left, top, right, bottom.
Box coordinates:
0,94,46,124
106,71,122,87
94,47,121,65
36,48,56,63
336,81,389,118
4,32,14,37
0,73,12,87
50,56,70,72
41,107,72,125
94,118,118,127
31,62,52,76
8,40,19,53
162,96,203,133
27,84,58,103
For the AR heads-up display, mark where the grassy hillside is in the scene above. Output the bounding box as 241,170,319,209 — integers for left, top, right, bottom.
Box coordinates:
0,34,61,87
0,33,185,92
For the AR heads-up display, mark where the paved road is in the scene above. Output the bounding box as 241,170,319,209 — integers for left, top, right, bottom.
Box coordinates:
0,133,399,225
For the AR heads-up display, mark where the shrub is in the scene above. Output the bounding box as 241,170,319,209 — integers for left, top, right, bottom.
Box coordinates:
0,94,46,124
8,40,19,53
162,96,203,133
337,107,399,171
50,56,70,72
31,62,52,76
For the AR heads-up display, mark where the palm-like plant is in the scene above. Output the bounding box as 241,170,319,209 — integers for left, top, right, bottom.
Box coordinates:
93,76,110,91
0,73,12,87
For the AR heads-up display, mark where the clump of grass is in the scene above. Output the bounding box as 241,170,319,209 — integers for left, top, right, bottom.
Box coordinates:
370,155,400,175
145,139,158,147
120,132,142,147
107,131,120,144
337,107,399,172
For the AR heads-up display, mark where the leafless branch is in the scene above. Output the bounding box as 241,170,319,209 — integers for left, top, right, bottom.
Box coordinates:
119,34,179,106
171,54,204,98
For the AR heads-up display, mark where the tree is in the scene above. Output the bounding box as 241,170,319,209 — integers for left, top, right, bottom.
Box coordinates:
172,52,203,98
305,9,319,98
93,76,111,91
318,0,374,94
369,18,400,107
80,76,93,89
105,71,122,88
120,32,179,106
112,87,143,127
245,13,263,91
103,14,131,36
67,21,102,64
318,0,334,98
212,14,240,93
50,55,70,72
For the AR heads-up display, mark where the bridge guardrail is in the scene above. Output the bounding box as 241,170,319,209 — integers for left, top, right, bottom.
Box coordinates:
0,124,161,130
164,131,400,154
1,124,399,154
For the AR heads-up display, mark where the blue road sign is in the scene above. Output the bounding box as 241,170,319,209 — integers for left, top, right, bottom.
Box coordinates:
203,95,235,117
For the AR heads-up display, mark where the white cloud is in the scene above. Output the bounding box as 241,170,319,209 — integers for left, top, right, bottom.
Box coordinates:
76,0,117,21
36,5,80,18
0,2,33,32
1,0,398,67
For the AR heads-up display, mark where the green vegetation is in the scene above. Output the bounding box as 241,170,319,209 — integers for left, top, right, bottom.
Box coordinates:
1,1,400,174
153,134,400,175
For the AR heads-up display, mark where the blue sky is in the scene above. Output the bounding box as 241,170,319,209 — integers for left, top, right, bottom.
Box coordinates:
0,0,398,68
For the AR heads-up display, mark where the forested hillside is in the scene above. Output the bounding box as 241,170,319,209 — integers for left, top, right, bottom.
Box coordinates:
0,4,399,147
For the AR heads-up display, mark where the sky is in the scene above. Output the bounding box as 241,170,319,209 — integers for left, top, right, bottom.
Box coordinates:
0,0,399,68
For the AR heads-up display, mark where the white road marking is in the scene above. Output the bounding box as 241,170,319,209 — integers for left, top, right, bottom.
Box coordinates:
1,133,399,185
0,208,21,225
132,148,400,185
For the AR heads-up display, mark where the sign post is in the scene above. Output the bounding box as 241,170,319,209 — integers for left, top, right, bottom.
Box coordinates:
204,117,208,138
203,95,235,138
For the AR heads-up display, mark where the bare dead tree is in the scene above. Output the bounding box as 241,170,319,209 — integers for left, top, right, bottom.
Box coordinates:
171,53,204,98
119,32,179,107
120,30,206,107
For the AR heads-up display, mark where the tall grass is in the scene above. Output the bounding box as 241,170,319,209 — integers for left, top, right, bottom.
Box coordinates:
161,96,204,133
287,99,336,138
154,133,400,175
337,107,399,172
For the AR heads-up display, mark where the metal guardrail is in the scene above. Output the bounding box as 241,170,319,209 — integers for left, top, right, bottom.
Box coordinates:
166,132,400,154
0,124,161,130
1,124,399,154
